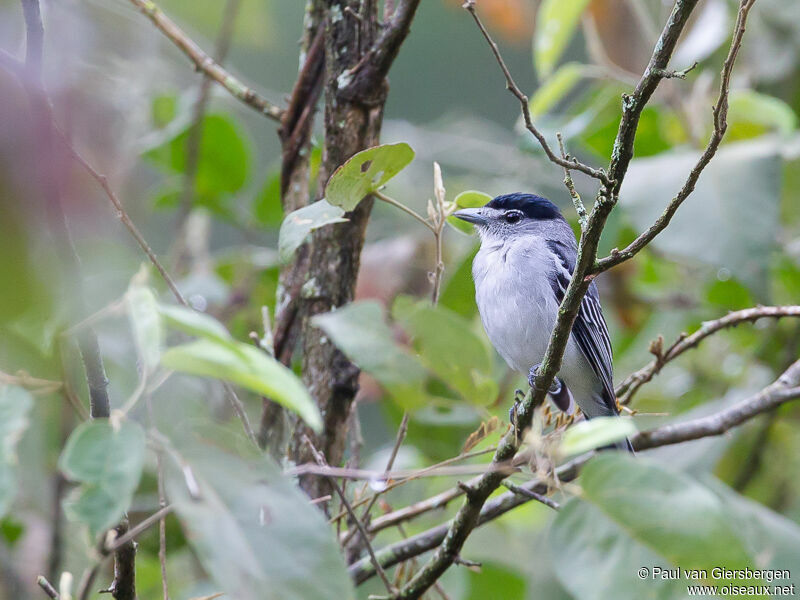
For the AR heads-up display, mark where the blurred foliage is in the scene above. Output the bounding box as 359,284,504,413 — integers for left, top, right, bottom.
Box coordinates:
0,0,799,598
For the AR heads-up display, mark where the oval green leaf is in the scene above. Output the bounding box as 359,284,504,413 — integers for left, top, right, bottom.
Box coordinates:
278,200,347,264
529,62,586,117
161,339,321,432
447,190,491,234
560,416,637,456
59,420,146,537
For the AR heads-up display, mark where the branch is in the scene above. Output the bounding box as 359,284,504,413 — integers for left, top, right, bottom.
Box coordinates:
604,0,702,196
354,360,800,584
108,520,136,600
616,305,800,404
596,0,756,271
632,359,800,449
174,0,242,239
58,135,187,306
463,1,610,186
37,576,61,599
340,0,422,101
125,0,283,121
350,457,588,585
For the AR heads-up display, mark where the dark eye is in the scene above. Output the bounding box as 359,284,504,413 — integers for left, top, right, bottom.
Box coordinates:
504,210,523,224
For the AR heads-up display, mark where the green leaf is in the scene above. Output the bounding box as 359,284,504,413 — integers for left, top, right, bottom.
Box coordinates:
571,455,759,588
465,562,526,600
59,420,146,537
552,457,800,599
126,275,163,375
620,140,781,292
529,62,585,117
162,339,321,432
727,90,798,142
447,190,491,234
394,300,497,405
278,200,347,264
439,244,479,318
325,143,415,211
550,499,688,600
144,113,250,199
151,93,177,129
534,0,592,77
159,303,232,345
166,439,355,600
312,301,428,388
252,171,283,228
0,386,33,519
560,417,636,456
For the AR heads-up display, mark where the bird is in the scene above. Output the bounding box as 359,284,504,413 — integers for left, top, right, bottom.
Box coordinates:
453,192,633,452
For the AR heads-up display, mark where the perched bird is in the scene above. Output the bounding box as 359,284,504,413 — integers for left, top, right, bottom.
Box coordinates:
454,192,632,451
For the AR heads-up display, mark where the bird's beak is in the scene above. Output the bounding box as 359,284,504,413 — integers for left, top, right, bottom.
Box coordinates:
453,208,488,226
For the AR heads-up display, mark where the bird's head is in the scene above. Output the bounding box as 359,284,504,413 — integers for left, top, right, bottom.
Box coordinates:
453,193,565,243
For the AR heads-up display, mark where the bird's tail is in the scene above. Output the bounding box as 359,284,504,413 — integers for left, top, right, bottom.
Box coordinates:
611,437,635,453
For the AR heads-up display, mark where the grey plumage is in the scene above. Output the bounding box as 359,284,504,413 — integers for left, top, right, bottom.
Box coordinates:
454,193,632,451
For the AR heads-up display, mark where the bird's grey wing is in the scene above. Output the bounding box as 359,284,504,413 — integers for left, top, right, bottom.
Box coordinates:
546,240,617,414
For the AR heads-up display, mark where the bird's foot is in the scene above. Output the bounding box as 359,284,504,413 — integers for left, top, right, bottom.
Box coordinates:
528,363,563,395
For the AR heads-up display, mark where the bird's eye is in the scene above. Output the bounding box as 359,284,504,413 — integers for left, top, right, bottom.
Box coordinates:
504,210,523,224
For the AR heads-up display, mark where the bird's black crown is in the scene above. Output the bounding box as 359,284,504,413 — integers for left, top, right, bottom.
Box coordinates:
487,193,563,221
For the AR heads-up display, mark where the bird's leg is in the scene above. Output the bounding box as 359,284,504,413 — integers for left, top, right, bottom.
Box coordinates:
528,363,563,395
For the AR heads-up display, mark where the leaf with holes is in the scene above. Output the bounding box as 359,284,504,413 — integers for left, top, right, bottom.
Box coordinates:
59,420,146,537
278,200,347,264
325,143,415,211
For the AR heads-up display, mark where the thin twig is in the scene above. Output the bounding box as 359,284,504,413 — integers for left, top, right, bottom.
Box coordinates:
125,0,282,120
59,136,186,305
501,481,560,510
107,506,174,554
290,461,517,481
342,413,410,550
556,133,587,229
303,436,397,596
463,0,610,186
146,395,170,600
373,190,434,232
174,0,242,254
37,576,61,599
596,0,756,271
632,360,800,450
331,446,497,532
615,305,800,404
